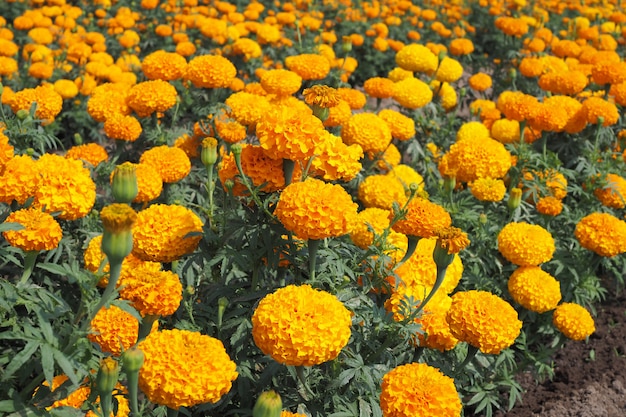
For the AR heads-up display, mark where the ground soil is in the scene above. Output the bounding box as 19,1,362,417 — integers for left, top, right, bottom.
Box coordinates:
496,288,626,417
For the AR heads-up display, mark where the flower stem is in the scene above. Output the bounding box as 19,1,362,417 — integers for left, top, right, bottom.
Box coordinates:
413,261,448,317
308,239,321,281
18,251,39,287
283,158,295,187
82,260,122,333
137,314,159,342
295,366,314,401
127,370,140,416
397,235,419,265
454,344,479,376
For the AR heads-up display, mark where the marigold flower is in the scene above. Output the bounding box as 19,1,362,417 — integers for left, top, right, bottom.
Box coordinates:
88,305,139,356
508,266,561,313
380,363,462,417
358,174,407,209
392,197,451,239
435,57,463,83
350,208,391,249
119,269,182,317
593,173,626,208
456,121,490,142
392,77,433,109
274,178,358,240
141,50,187,81
341,112,392,154
138,329,237,408
538,70,589,96
447,290,522,354
536,196,563,216
139,146,190,183
468,72,492,91
284,54,331,80
260,69,302,96
87,87,131,123
449,38,474,56
8,84,63,122
126,80,178,118
497,222,555,266
377,144,401,172
363,77,395,99
387,164,424,192
104,113,142,142
434,226,470,255
53,79,79,99
257,105,325,161
395,43,438,73
490,119,520,144
302,84,341,108
35,154,96,220
132,204,203,263
0,155,38,205
323,99,352,127
378,109,415,141
552,303,595,341
311,132,363,182
581,96,619,126
65,143,108,166
231,37,262,61
440,137,511,183
41,375,129,416
215,118,247,143
252,284,352,366
575,212,626,257
387,67,413,82
3,208,62,252
225,92,272,126
186,55,236,89
470,178,506,202
336,87,366,109
497,91,539,122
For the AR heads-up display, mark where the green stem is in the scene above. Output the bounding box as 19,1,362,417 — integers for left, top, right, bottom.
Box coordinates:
137,314,159,342
206,164,215,223
412,262,448,317
127,370,139,416
454,345,480,377
295,366,314,401
283,158,295,186
18,251,39,287
233,150,276,219
167,407,179,417
397,235,419,265
82,261,123,333
308,239,322,281
100,392,112,417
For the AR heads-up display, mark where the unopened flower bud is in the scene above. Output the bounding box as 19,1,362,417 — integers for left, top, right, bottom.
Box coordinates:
201,137,218,167
100,203,137,264
74,133,83,145
111,162,138,204
341,36,352,53
508,188,522,212
122,347,145,373
16,109,30,120
253,390,282,417
96,357,119,394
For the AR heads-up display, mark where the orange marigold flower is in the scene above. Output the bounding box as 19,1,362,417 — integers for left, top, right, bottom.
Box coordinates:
87,86,131,123
275,178,358,240
497,91,539,122
387,164,424,192
88,305,139,356
395,43,438,73
574,212,626,257
449,38,474,56
119,269,183,316
468,72,492,91
65,143,108,166
139,145,190,183
225,92,272,126
392,77,433,109
132,204,203,262
257,105,325,161
260,69,302,96
377,143,401,172
231,37,262,61
536,196,564,216
284,54,331,80
363,77,395,99
138,329,237,408
470,177,506,202
495,16,529,37
302,84,341,108
341,112,392,154
497,222,555,266
380,363,462,417
41,375,129,416
324,99,352,127
378,109,415,141
142,50,187,81
215,118,247,144
8,84,63,122
104,113,142,141
508,266,561,313
126,80,178,118
593,173,626,209
350,207,391,249
311,132,363,182
336,87,366,110
490,119,520,144
392,197,451,239
3,208,62,252
581,96,619,126
0,155,38,205
358,174,407,209
252,284,352,366
186,54,236,89
456,121,490,142
553,303,595,341
537,70,589,96
440,136,511,183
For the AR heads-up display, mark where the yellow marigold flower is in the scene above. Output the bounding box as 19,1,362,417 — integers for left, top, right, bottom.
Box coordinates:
141,50,187,81
302,84,341,108
65,143,108,166
393,197,451,239
231,37,262,61
0,57,18,77
395,43,438,73
395,237,464,294
593,173,626,209
447,290,522,354
524,169,568,200
138,329,237,408
35,154,96,220
377,143,401,172
508,266,561,313
380,362,462,417
88,305,139,356
139,145,190,183
378,109,415,141
392,77,433,109
0,155,38,205
490,118,520,144
87,87,131,123
104,113,142,142
456,121,490,142
186,54,236,89
435,57,463,83
215,118,247,143
386,164,424,192
225,91,272,126
53,79,79,99
119,269,182,316
3,208,62,252
440,136,511,183
324,99,352,127
131,163,162,203
387,67,413,82
126,80,178,118
257,105,325,161
281,412,306,417
468,72,492,92
28,62,52,79
274,178,358,240
101,204,137,235
536,196,563,216
358,174,407,209
311,132,363,182
552,303,595,341
497,222,555,266
582,96,619,126
470,178,506,202
575,212,626,257
132,204,203,263
350,207,391,249
252,284,352,366
8,84,63,122
260,69,302,96
363,77,395,99
284,54,331,80
336,87,366,110
341,112,392,154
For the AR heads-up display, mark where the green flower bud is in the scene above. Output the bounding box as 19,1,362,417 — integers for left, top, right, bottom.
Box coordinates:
100,204,137,264
96,357,119,394
122,347,145,373
111,162,138,204
74,133,83,145
201,137,218,167
508,187,522,212
253,390,282,417
16,109,30,120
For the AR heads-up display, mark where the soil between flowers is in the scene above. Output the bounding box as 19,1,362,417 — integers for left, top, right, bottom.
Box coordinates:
496,288,626,417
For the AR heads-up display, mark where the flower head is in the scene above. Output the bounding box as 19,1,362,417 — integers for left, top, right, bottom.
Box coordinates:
380,363,462,417
392,77,433,109
185,55,236,89
497,222,555,266
0,155,38,205
447,290,522,354
508,266,561,313
358,174,407,209
141,50,187,81
252,284,352,366
392,197,452,239
378,109,415,141
139,146,191,183
470,178,506,202
126,80,178,118
395,44,438,73
302,85,341,108
434,226,470,255
284,54,331,80
575,212,626,257
552,303,595,341
119,269,182,316
593,173,626,209
138,329,237,408
260,69,302,96
3,208,62,252
341,112,392,154
65,143,108,167
88,305,140,356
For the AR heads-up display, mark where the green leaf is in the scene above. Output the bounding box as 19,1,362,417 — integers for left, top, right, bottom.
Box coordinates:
40,343,55,387
2,341,39,382
0,400,18,413
49,407,86,417
51,348,79,386
0,222,25,233
6,405,45,417
36,263,72,277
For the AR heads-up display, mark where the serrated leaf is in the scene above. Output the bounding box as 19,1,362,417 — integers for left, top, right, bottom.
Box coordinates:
6,405,45,417
40,343,55,387
52,348,79,386
359,398,371,417
0,222,25,232
334,368,356,388
49,406,86,417
2,341,39,382
36,263,72,277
